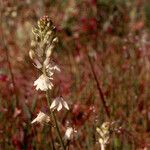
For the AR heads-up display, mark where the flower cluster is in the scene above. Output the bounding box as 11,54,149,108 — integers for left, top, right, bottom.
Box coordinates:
50,97,69,111
29,17,71,150
30,16,69,126
29,16,59,91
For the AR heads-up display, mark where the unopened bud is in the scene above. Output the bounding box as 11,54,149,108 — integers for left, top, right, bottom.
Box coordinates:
46,49,52,58
32,28,39,36
31,40,36,48
46,45,54,57
52,37,58,44
47,31,52,36
44,58,50,67
29,50,35,59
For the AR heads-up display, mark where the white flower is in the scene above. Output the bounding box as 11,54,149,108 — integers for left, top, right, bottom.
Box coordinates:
64,127,76,140
43,58,60,76
34,74,53,91
44,58,60,71
46,62,60,76
31,111,50,124
50,97,69,111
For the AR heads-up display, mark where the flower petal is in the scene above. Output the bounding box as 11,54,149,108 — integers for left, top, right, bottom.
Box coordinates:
57,102,62,111
33,59,42,69
34,74,53,91
62,100,69,110
31,118,37,124
50,99,58,109
31,111,50,124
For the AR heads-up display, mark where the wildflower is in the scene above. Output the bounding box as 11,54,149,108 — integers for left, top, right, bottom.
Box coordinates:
44,58,61,74
50,97,69,111
31,16,58,62
96,122,111,150
34,74,53,91
46,63,60,76
64,127,76,140
31,111,50,124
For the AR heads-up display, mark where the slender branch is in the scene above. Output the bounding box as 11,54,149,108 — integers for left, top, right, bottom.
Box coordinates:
49,126,55,150
88,55,110,118
5,45,19,107
1,19,19,107
0,1,19,107
46,90,66,150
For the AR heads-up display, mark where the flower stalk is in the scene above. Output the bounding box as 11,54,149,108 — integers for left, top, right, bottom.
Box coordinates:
46,90,65,150
30,16,67,150
88,54,110,118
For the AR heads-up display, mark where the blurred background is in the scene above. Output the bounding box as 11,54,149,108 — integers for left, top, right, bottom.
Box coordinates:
0,0,150,149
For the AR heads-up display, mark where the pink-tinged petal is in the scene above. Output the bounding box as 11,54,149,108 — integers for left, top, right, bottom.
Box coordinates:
36,86,39,90
53,65,61,72
31,111,50,124
31,118,37,124
62,100,69,110
34,74,53,91
57,102,62,111
33,59,42,69
34,80,38,86
50,99,58,109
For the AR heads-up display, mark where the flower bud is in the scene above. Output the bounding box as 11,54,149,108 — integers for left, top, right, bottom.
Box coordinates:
29,50,35,59
46,49,52,58
46,45,54,57
38,16,52,31
31,40,36,48
44,58,50,67
52,37,58,44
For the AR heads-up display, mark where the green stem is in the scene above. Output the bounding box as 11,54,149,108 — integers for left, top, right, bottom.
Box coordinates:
46,90,65,150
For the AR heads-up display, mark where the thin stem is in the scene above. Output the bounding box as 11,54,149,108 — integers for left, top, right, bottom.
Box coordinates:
0,1,19,107
5,46,19,107
46,90,66,150
88,55,110,119
50,126,55,150
100,144,105,150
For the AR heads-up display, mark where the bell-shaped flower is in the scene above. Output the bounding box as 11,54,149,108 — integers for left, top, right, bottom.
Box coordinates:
31,111,50,125
64,127,76,140
34,74,53,91
44,58,60,76
50,97,69,111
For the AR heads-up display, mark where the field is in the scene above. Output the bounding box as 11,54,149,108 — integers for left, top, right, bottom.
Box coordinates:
0,0,150,149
